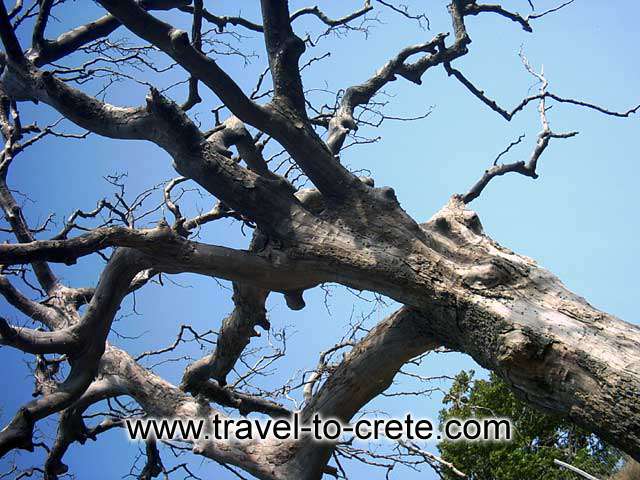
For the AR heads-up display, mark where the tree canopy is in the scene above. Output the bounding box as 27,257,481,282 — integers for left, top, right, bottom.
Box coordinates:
439,371,622,480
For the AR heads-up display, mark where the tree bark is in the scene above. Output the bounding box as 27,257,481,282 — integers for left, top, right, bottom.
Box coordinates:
0,1,638,477
288,194,640,461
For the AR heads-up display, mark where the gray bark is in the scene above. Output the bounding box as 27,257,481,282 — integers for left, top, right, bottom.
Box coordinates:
0,0,637,478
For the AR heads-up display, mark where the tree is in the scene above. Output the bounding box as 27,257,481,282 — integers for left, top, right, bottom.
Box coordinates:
438,371,622,480
0,1,638,479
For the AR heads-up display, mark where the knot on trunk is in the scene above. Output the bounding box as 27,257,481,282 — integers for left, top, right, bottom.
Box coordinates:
498,329,555,367
462,259,518,289
461,210,483,234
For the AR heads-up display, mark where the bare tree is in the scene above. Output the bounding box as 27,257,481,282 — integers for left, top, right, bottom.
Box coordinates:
0,1,638,479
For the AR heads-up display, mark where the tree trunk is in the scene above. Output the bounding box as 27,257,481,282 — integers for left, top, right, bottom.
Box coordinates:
280,194,640,463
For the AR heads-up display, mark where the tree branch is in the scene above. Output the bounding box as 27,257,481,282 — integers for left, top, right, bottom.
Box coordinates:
276,307,440,475
0,225,327,291
0,248,145,458
180,1,374,34
327,33,447,153
45,376,127,478
290,2,374,28
96,0,271,129
182,283,269,389
0,2,25,64
29,1,192,66
260,0,307,113
326,0,472,154
0,275,59,327
31,0,53,52
0,176,58,293
463,0,576,33
0,316,77,354
445,63,640,121
460,58,578,203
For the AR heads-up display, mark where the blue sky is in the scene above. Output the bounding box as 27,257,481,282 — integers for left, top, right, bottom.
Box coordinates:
1,1,639,478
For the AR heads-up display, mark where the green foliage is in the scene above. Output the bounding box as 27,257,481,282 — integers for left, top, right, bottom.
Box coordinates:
437,371,622,480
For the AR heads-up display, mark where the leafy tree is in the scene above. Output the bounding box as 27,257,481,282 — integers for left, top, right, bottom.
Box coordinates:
438,371,622,480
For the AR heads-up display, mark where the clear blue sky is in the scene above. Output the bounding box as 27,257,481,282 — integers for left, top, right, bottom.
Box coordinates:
1,1,639,478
